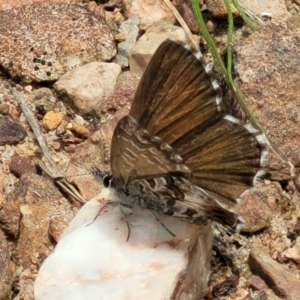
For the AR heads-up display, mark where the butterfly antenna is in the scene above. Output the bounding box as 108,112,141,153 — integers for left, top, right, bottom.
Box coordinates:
86,200,115,227
65,170,91,181
149,211,176,238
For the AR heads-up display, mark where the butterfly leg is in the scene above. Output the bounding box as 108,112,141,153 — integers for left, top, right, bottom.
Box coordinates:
149,211,176,238
118,204,132,241
86,200,116,227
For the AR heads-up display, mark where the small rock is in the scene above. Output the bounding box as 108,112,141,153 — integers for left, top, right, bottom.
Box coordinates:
115,32,126,42
8,106,20,121
64,144,76,154
0,3,116,82
71,122,90,138
116,17,140,67
206,20,217,33
287,13,300,33
16,141,38,157
34,188,212,300
0,228,12,299
29,88,56,114
54,62,121,115
85,1,106,20
129,22,199,77
282,239,300,263
173,0,199,33
235,288,250,298
294,221,300,235
24,85,32,93
9,155,36,177
42,111,64,130
0,173,76,268
276,252,289,263
106,71,139,111
212,275,239,297
73,114,85,125
123,0,175,30
52,141,61,150
0,103,9,115
205,0,239,17
249,245,300,300
250,275,268,291
56,124,66,136
237,190,271,232
0,116,27,145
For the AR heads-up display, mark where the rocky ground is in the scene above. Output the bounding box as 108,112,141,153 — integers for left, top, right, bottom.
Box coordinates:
0,0,300,299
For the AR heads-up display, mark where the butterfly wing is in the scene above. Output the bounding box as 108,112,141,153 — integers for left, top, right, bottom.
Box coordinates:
129,39,266,204
110,115,190,188
110,115,242,228
130,39,224,146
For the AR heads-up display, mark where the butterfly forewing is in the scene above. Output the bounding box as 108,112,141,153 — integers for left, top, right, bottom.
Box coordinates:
111,115,190,187
130,40,224,146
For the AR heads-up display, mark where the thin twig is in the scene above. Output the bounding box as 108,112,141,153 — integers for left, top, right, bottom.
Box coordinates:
163,0,199,50
12,88,64,178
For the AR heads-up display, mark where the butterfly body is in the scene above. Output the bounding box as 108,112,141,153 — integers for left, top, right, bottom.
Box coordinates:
112,174,235,227
108,39,267,231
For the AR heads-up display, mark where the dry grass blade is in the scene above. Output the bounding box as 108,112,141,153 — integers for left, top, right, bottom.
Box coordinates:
162,0,199,50
12,87,64,178
12,87,87,202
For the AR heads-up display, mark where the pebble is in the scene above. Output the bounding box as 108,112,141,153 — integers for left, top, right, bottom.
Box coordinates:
0,116,27,145
123,0,175,30
0,229,12,299
250,275,268,291
9,155,36,177
116,17,140,68
249,246,300,299
71,122,91,138
42,111,64,130
54,62,121,115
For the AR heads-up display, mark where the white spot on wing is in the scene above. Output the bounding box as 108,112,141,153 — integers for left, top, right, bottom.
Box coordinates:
255,134,266,145
260,149,269,167
223,114,241,124
205,64,212,73
253,169,266,185
194,51,202,60
244,123,259,134
216,95,222,106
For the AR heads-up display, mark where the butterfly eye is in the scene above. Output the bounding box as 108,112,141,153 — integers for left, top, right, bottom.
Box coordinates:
103,174,112,188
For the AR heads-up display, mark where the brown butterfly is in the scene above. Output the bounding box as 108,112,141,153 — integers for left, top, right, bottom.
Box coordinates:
104,39,268,232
